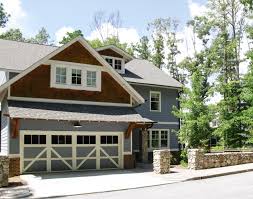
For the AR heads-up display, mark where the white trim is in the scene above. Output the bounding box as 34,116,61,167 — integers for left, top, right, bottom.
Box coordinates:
20,130,124,173
9,154,20,158
147,129,173,151
0,36,144,105
103,56,125,74
123,130,132,155
96,45,133,61
129,82,182,90
150,91,161,112
50,63,102,91
156,121,179,125
8,96,132,107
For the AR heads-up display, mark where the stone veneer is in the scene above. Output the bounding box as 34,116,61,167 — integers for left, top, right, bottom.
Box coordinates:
9,157,20,177
153,149,170,174
188,149,253,170
0,156,9,187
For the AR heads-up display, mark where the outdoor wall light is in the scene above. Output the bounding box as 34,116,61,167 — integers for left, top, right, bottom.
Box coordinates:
73,121,82,128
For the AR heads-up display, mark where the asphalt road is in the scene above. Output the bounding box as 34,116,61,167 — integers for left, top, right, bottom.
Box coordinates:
60,171,253,199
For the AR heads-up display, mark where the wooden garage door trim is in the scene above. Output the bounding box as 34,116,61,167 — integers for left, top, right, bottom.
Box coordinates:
20,130,124,173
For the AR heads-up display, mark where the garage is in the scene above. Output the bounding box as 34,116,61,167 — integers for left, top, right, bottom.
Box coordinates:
20,131,123,173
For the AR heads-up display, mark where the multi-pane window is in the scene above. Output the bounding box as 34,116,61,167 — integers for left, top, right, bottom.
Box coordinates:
24,135,46,144
87,71,97,87
100,136,118,144
147,130,169,149
105,58,113,66
56,67,67,84
71,69,82,85
52,135,72,144
151,131,159,148
77,135,96,144
114,59,122,70
161,130,168,147
150,91,161,111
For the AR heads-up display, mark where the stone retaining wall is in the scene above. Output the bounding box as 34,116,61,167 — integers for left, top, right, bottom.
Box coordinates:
153,149,170,174
188,149,253,170
0,156,9,187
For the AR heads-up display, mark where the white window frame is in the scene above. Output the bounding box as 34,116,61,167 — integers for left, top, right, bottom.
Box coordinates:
103,56,125,74
150,91,161,112
147,129,170,151
50,62,101,91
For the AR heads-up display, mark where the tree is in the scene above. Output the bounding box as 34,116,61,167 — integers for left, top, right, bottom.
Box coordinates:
173,16,215,149
91,11,122,42
132,36,151,60
59,30,83,45
27,27,50,45
0,3,9,28
206,0,248,148
0,28,25,41
148,18,166,69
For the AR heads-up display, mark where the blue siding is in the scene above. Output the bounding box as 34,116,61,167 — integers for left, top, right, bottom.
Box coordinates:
1,95,9,155
132,84,180,151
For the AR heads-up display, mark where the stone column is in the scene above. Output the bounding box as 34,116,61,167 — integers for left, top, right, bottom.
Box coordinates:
188,149,204,170
0,156,9,187
153,149,170,174
141,128,149,163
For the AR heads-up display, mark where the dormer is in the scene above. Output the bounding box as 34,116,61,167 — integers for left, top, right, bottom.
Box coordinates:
96,45,133,74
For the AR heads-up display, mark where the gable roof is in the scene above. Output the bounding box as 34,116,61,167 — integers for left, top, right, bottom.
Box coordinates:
0,38,182,90
0,39,57,71
0,37,145,104
96,45,133,61
123,59,182,89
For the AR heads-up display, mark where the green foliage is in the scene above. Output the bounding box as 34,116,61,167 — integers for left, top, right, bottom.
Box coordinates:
0,28,25,41
59,30,83,45
132,36,151,60
27,27,50,45
0,3,9,28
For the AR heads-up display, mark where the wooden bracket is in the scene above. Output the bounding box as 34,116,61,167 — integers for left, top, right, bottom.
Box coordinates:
11,118,20,138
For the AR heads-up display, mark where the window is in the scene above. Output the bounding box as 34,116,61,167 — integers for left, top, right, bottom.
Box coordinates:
56,67,66,84
147,130,170,149
114,59,122,70
151,131,159,148
86,71,97,88
161,130,168,147
24,135,46,144
51,135,72,144
105,58,113,66
100,136,118,144
77,135,96,144
104,56,125,74
71,69,82,85
150,91,161,112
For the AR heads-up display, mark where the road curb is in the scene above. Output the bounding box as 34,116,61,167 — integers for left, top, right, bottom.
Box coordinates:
185,168,253,181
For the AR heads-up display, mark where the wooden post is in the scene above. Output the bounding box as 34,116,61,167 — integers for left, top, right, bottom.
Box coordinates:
141,128,148,163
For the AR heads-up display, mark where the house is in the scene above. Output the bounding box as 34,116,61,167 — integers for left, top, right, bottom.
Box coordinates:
0,37,182,176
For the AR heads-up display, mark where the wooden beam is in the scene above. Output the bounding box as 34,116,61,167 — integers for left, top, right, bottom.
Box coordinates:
11,118,20,138
125,122,153,138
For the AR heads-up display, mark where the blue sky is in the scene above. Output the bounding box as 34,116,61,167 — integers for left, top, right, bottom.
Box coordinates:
1,0,207,44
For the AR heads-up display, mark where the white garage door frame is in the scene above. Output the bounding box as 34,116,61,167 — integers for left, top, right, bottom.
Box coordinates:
20,130,124,173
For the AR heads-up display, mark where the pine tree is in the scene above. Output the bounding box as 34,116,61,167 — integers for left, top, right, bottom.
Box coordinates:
133,36,151,60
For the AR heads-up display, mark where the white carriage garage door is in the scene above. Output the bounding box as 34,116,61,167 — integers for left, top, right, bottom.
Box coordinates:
20,131,123,173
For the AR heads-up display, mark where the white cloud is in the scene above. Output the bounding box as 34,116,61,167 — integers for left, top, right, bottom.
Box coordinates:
86,22,139,45
0,0,26,32
188,0,207,18
54,26,75,45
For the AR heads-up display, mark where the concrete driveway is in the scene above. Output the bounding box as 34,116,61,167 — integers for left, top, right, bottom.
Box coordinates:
20,169,179,198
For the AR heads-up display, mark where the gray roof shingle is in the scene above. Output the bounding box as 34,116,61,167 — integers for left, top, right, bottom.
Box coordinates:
0,39,182,88
124,59,182,88
0,39,57,71
7,101,153,123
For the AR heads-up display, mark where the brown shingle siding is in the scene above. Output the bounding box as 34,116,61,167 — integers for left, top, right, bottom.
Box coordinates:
10,65,130,104
97,49,123,58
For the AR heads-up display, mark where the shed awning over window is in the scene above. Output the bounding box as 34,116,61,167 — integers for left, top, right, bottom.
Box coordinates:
6,100,153,123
